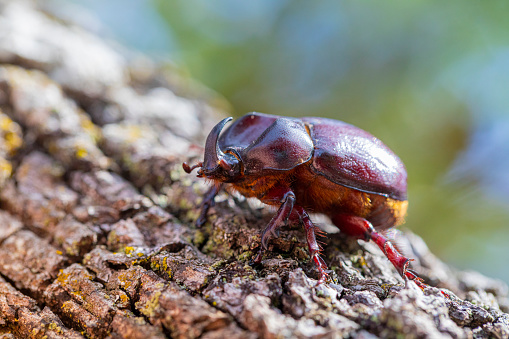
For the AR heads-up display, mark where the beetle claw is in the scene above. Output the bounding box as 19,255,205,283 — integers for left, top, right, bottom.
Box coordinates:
196,216,206,227
249,251,264,268
261,235,270,250
270,228,280,238
312,254,329,285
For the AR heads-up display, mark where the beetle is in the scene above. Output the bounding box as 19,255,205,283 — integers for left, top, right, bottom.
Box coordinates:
183,112,425,287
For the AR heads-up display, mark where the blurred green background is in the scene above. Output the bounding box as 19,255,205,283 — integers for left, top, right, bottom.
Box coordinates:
61,0,509,283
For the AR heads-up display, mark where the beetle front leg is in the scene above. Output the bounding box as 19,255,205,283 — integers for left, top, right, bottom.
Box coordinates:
251,191,295,265
196,184,223,227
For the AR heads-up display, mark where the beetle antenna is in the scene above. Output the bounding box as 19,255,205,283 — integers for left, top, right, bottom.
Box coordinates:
183,162,203,173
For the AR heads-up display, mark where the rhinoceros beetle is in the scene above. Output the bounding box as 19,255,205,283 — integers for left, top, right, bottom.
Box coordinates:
183,112,426,288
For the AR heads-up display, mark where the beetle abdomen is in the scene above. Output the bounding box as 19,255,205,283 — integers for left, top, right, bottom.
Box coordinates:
292,166,407,229
303,117,407,201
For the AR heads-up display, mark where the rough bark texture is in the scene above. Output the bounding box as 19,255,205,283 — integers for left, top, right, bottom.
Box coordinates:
0,1,508,338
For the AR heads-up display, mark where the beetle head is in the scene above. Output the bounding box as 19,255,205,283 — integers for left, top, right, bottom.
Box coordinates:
195,117,243,182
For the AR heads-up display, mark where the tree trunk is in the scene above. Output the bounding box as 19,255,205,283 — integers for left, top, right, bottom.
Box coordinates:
0,1,508,338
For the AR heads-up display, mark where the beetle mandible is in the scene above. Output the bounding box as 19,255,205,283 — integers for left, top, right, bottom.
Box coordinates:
183,112,425,287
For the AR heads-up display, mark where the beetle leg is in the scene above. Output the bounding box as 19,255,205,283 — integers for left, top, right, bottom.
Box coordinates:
196,184,223,227
293,206,329,284
251,191,296,265
331,214,426,288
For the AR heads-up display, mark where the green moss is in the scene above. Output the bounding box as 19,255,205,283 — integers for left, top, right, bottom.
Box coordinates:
178,193,196,210
107,230,117,245
169,168,182,182
193,230,206,247
65,241,80,256
237,251,253,262
210,260,226,270
201,226,235,259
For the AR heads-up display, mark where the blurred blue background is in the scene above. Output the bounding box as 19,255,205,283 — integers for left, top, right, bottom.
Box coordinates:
60,0,509,284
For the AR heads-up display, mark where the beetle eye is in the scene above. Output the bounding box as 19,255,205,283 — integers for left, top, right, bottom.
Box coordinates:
219,158,231,171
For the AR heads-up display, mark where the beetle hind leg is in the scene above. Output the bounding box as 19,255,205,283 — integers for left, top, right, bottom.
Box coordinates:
331,214,427,289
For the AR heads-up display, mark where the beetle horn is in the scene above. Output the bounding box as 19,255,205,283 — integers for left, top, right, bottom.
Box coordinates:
203,117,232,171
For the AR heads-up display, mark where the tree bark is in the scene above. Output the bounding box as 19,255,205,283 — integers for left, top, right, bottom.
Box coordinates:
0,1,508,338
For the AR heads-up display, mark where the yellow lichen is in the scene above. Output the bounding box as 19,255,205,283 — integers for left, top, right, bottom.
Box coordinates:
0,113,23,156
124,246,136,256
118,271,136,289
125,125,143,141
0,158,12,177
0,114,11,130
162,258,172,279
61,300,72,311
71,290,84,300
57,270,70,284
79,115,101,142
120,293,129,303
47,322,63,334
5,132,23,155
75,146,88,159
138,291,161,318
